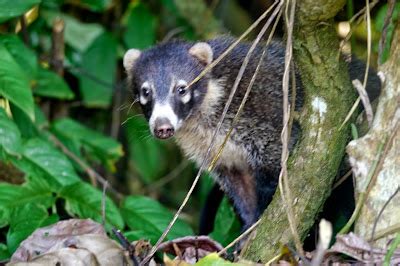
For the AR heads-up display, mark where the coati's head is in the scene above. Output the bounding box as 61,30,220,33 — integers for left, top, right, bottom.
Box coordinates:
123,41,213,139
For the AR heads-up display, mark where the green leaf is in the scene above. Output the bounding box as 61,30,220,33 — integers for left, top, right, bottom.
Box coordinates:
0,0,41,23
121,195,193,244
0,34,37,80
194,253,238,266
42,11,104,52
123,3,157,49
0,243,10,261
10,138,80,191
0,108,22,156
33,68,74,99
6,203,49,254
0,44,34,121
209,197,240,247
9,104,39,138
123,230,161,243
0,179,55,228
125,117,167,183
78,32,116,107
68,0,112,12
60,182,124,230
52,118,123,170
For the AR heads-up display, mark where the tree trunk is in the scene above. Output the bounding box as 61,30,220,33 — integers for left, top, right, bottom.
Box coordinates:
347,20,400,248
241,0,355,262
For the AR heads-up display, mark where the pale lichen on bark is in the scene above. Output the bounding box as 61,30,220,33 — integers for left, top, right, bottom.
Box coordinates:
347,21,400,248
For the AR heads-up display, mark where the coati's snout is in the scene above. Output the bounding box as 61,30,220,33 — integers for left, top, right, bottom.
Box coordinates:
153,117,174,139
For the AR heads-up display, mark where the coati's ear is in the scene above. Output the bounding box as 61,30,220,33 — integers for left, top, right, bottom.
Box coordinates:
189,42,213,65
123,49,141,72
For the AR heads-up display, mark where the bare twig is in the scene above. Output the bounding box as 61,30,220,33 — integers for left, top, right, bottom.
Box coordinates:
48,133,123,200
19,15,30,46
218,219,261,255
340,0,372,130
148,160,189,191
333,169,352,190
112,228,140,266
370,186,400,242
373,223,400,241
352,79,374,127
378,0,396,65
140,3,284,264
101,181,108,227
280,0,304,257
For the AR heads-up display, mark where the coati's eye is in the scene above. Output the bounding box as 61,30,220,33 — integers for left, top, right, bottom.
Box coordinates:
141,87,151,97
139,82,152,105
176,85,187,96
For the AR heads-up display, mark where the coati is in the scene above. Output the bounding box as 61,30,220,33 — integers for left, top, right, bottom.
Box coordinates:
123,37,380,234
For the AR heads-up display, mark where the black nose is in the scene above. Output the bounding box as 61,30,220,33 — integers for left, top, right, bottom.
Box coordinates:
154,118,175,139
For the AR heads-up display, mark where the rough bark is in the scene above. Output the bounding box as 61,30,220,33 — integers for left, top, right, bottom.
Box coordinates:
347,21,400,247
241,0,355,262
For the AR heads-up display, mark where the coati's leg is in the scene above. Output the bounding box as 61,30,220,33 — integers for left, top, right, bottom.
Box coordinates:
217,167,278,230
199,183,224,235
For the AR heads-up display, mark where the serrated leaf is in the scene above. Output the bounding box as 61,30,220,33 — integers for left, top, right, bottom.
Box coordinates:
68,0,112,12
121,196,193,244
0,34,37,80
33,68,74,99
52,118,123,170
0,108,22,156
6,203,49,254
42,11,104,52
123,3,157,49
0,179,55,227
10,138,80,191
0,0,41,23
0,44,34,121
78,32,116,107
60,182,124,230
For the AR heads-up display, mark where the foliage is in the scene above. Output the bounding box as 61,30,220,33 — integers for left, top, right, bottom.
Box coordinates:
0,0,238,261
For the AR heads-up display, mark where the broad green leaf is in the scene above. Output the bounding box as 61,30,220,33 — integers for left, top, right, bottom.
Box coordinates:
0,180,55,227
209,197,240,247
0,44,34,121
0,34,37,80
68,0,112,12
125,117,167,183
123,3,157,49
9,104,39,138
121,196,193,244
0,108,22,156
42,11,104,52
33,68,74,99
0,0,41,23
11,138,80,191
60,182,124,230
78,32,116,107
194,253,238,266
52,118,123,170
7,203,49,254
0,243,10,261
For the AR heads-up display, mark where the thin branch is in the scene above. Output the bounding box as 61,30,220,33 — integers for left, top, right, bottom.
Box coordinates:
48,133,123,200
218,219,261,255
370,186,400,242
280,0,304,257
378,0,396,64
352,79,374,127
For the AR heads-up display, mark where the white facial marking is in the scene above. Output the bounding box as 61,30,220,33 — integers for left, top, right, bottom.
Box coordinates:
177,80,191,104
139,81,151,105
149,102,179,134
